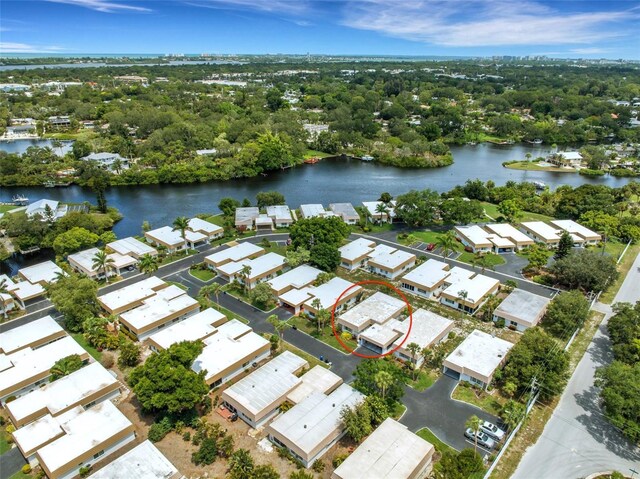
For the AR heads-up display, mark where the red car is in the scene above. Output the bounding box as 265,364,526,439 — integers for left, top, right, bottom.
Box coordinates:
426,243,436,251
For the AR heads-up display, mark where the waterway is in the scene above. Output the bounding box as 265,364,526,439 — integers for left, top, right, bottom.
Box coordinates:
0,60,246,71
0,139,73,156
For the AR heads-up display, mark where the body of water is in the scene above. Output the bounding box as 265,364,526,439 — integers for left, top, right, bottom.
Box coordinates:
0,60,246,71
0,138,73,156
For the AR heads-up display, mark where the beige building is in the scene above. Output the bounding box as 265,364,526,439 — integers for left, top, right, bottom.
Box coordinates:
217,252,287,289
484,224,535,250
439,268,500,314
97,276,168,315
146,308,227,352
204,242,264,269
67,248,137,279
339,238,376,271
400,259,450,299
367,246,416,279
493,289,551,331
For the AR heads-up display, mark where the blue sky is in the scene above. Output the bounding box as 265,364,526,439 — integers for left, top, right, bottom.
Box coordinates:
1,0,639,58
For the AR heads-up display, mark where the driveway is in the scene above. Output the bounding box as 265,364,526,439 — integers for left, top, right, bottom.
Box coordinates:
512,251,640,479
0,448,26,479
494,253,528,278
401,375,499,452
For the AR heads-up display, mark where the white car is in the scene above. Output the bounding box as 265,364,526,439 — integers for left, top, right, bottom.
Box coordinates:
481,421,506,441
464,428,496,450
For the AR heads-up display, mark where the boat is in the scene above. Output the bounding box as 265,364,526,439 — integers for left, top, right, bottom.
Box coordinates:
533,181,546,190
467,141,477,146
361,155,374,162
304,157,320,164
11,194,29,205
527,139,543,145
44,180,55,188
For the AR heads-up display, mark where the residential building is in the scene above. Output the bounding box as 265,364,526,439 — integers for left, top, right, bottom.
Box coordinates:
362,201,396,223
332,418,435,479
255,214,275,231
439,270,500,314
205,242,264,270
97,277,168,315
192,321,271,388
329,203,360,224
268,265,322,296
442,330,514,389
25,199,68,221
7,362,120,427
107,237,157,259
366,247,416,279
0,274,45,308
337,292,405,338
0,278,17,315
339,238,376,271
550,220,601,245
0,336,89,404
145,225,207,252
493,289,551,331
118,285,200,341
484,224,535,250
392,309,454,366
217,252,287,289
146,308,227,352
188,217,224,240
0,316,66,356
88,440,180,479
550,151,583,167
400,259,450,299
267,384,365,467
235,207,260,231
302,277,363,317
47,116,71,129
114,75,148,84
18,261,64,286
67,248,137,279
80,152,129,172
299,204,336,219
455,225,516,254
266,205,294,228
520,221,561,247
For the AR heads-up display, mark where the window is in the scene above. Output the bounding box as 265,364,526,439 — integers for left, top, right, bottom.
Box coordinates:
93,450,104,460
402,283,415,291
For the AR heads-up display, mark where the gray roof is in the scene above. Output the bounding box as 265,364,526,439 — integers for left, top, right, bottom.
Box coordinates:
494,289,551,326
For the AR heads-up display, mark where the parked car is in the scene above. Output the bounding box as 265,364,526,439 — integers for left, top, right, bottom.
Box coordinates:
464,428,496,450
426,243,436,251
480,421,506,441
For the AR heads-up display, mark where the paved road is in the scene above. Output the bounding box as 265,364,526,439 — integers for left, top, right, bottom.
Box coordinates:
0,448,26,479
513,251,640,479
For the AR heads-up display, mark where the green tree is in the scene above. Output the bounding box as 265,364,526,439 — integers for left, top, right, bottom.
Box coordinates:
50,354,84,381
0,278,11,319
289,217,349,250
250,282,276,309
218,197,241,217
433,449,484,479
238,264,252,294
191,437,217,466
256,132,293,172
138,254,159,276
465,415,483,454
353,358,406,407
500,399,526,431
595,360,640,443
172,216,190,243
53,227,100,256
497,199,523,223
374,370,394,399
440,197,484,224
118,340,141,368
47,274,99,332
128,341,208,414
267,314,290,351
543,290,590,339
285,247,310,267
607,301,640,365
341,401,373,443
290,471,315,479
255,190,286,209
310,242,340,272
435,231,458,263
92,249,115,283
252,464,279,479
0,243,10,262
406,342,421,379
555,231,574,260
525,244,550,271
550,249,618,292
394,189,441,227
228,448,255,479
199,282,221,306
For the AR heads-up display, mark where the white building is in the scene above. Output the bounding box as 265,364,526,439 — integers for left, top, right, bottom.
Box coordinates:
493,289,551,331
18,261,65,285
520,221,562,247
205,242,264,269
339,238,376,271
97,276,167,315
68,247,137,279
81,152,129,172
392,309,454,366
299,204,336,219
337,292,405,338
439,270,500,314
550,219,601,245
0,274,45,309
188,217,224,240
266,205,294,228
145,225,208,252
329,203,360,224
400,259,450,299
267,264,322,296
107,237,158,259
366,246,416,280
484,224,535,250
146,308,227,352
217,252,287,289
88,440,180,479
235,207,260,231
455,225,516,254
25,199,68,221
362,201,396,223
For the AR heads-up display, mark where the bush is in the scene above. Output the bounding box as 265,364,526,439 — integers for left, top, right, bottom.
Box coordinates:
333,453,349,468
100,352,115,369
148,417,173,442
191,437,218,465
182,431,191,441
495,317,505,328
21,464,32,474
312,459,325,472
79,465,93,478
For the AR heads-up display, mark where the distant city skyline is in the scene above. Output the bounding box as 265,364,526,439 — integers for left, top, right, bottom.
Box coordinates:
1,0,639,59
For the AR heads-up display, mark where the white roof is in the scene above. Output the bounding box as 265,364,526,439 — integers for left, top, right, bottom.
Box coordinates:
304,277,362,310
456,225,493,246
558,151,582,160
119,286,198,331
521,221,561,241
393,309,454,350
188,217,223,235
367,248,415,269
339,238,376,262
2,276,45,301
268,384,364,456
0,336,87,397
401,259,449,289
279,287,315,306
235,207,259,223
89,440,178,479
98,277,166,312
7,363,117,425
444,266,475,285
338,292,405,330
550,220,601,240
333,418,434,479
145,226,186,247
18,261,64,284
218,252,286,280
36,401,133,474
223,351,307,416
485,223,533,244
68,248,136,273
494,289,551,327
363,201,396,218
267,265,322,292
192,322,269,382
446,330,514,378
0,316,63,355
26,199,58,216
300,204,334,218
147,308,226,350
256,214,274,226
442,273,499,304
359,318,404,347
286,366,342,404
14,407,83,456
205,242,264,265
108,237,157,257
266,205,292,221
329,203,359,219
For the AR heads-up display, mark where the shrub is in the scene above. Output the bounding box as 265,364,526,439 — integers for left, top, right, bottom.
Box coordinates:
448,331,456,339
312,459,325,472
333,453,349,468
21,464,32,474
100,353,115,369
148,417,173,442
495,318,505,328
191,437,218,465
182,431,191,441
79,465,93,478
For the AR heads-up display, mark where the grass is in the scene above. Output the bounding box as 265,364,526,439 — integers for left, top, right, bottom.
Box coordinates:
189,268,216,282
0,205,19,214
204,214,225,227
480,202,554,222
204,300,249,324
257,240,288,256
70,332,102,361
599,243,640,304
167,281,189,291
417,427,456,455
303,149,332,159
397,230,447,246
287,315,358,353
279,340,329,369
458,251,506,268
503,161,573,173
452,383,506,416
407,369,438,391
8,471,31,479
0,427,11,454
392,402,407,419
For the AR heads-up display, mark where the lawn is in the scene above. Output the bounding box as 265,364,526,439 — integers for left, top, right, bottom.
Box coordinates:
70,332,102,361
0,427,11,454
8,471,31,479
480,202,553,222
397,230,448,246
407,369,438,391
287,316,358,353
451,383,506,416
223,283,276,312
257,240,288,256
0,205,19,214
458,251,506,268
204,214,225,227
392,403,407,419
417,427,456,455
204,300,249,324
167,281,189,291
303,149,332,159
189,268,216,282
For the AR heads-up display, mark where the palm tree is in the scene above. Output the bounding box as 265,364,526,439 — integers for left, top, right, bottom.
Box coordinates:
472,253,492,273
92,250,115,283
316,308,330,337
238,264,252,294
156,244,168,259
525,152,532,162
0,278,11,319
436,231,457,263
483,294,501,322
374,370,394,399
406,342,421,380
375,202,389,223
138,254,159,276
172,216,190,248
267,314,290,351
420,347,433,371
466,415,483,454
457,290,469,312
199,282,221,306
310,298,323,333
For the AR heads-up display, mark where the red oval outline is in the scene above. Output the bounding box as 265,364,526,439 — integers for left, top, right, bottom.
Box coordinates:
330,280,413,359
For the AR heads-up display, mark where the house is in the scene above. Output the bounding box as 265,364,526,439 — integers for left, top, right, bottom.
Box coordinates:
192,321,271,389
118,285,200,341
304,277,362,317
97,277,168,315
88,440,180,479
0,316,66,356
107,237,158,259
550,151,583,167
455,225,516,254
550,220,601,245
337,292,405,338
217,252,287,289
188,217,224,240
0,274,45,308
204,242,264,270
443,330,514,389
67,248,137,279
266,205,294,228
146,308,227,352
366,246,416,279
267,384,365,468
5,124,36,138
339,238,376,271
0,335,89,404
196,148,218,156
332,418,435,479
329,203,360,224
493,289,551,331
400,259,450,299
25,199,68,221
439,269,500,314
18,261,65,285
267,264,322,296
81,152,129,172
520,221,561,247
363,201,396,223
484,224,535,250
6,362,120,428
299,204,336,219
302,123,330,138
47,116,71,129
392,309,454,366
20,401,135,479
145,226,208,252
235,207,260,231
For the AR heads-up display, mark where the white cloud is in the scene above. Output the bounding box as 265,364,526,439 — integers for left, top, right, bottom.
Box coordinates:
186,0,310,16
341,0,633,47
570,47,610,55
0,42,65,53
47,0,152,13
